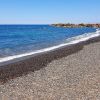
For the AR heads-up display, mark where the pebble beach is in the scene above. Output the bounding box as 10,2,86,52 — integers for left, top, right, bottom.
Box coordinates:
0,36,100,100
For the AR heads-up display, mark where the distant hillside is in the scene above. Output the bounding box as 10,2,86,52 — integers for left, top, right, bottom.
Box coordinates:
51,23,100,28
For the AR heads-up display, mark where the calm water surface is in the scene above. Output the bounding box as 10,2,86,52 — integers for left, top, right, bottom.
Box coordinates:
0,25,96,57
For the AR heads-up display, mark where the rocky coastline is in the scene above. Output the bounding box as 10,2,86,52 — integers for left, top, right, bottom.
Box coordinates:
52,23,100,28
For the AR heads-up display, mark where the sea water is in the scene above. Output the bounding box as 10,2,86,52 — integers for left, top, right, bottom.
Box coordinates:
0,25,99,63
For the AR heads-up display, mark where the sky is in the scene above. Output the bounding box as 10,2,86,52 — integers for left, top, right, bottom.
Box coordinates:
0,0,100,24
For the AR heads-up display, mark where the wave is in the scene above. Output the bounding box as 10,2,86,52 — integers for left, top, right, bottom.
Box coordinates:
0,29,100,64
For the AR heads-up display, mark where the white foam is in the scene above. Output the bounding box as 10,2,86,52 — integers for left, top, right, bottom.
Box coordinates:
0,30,100,63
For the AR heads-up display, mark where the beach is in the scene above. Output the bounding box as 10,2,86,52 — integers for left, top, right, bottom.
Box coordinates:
0,36,100,99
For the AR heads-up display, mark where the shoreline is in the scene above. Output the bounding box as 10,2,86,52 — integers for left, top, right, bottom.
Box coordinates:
0,35,100,83
0,30,100,66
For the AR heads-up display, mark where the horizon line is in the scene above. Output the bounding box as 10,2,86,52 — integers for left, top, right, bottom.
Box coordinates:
0,22,100,25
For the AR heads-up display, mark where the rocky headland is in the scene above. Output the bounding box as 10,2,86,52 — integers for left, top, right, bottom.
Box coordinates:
52,23,100,28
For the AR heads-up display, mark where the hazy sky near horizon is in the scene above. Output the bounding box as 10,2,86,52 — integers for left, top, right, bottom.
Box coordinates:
0,0,100,24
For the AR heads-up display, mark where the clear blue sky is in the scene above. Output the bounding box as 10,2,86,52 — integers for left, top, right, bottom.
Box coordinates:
0,0,100,24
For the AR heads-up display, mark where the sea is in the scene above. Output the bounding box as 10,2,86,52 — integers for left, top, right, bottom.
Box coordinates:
0,25,100,63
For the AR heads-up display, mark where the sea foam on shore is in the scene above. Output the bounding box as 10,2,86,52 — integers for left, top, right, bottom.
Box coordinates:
0,29,100,65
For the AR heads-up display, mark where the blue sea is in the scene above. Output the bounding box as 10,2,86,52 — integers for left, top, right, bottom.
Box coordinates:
0,25,99,62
